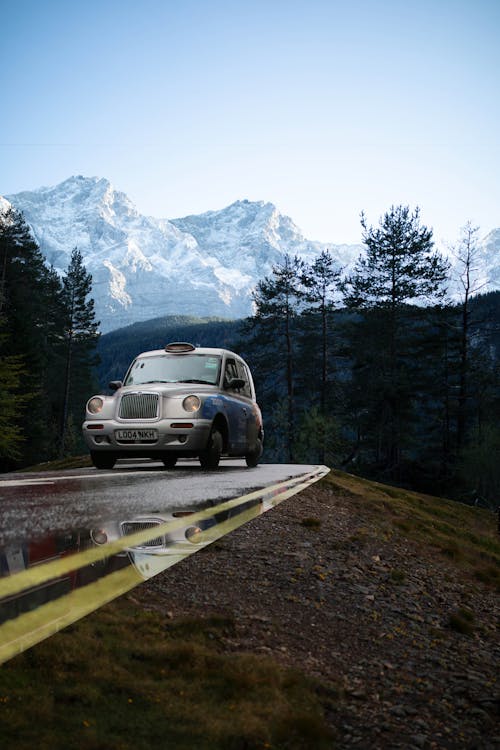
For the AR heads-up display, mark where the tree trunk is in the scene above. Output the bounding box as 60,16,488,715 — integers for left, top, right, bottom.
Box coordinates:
59,332,73,458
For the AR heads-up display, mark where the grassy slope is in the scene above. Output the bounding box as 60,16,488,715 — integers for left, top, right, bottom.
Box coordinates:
325,470,500,590
0,606,333,750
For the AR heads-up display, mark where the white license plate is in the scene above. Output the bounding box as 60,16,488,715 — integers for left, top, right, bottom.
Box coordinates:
115,429,158,442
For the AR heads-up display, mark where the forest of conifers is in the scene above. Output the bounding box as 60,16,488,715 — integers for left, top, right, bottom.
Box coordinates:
0,207,99,469
1,204,499,509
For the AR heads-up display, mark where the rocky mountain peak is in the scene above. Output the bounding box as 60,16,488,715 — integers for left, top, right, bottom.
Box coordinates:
2,176,498,332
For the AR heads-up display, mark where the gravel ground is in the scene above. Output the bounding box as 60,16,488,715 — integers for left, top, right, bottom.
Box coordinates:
136,481,500,749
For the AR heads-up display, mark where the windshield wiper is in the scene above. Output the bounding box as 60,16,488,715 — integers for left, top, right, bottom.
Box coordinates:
178,379,214,385
138,380,176,384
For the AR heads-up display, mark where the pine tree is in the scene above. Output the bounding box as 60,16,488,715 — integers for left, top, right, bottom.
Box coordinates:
60,248,100,457
298,250,342,462
302,249,342,414
245,254,305,461
342,206,449,477
0,319,30,462
43,265,68,454
0,207,60,466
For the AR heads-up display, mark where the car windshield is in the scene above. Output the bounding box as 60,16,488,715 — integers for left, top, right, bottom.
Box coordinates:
124,354,221,386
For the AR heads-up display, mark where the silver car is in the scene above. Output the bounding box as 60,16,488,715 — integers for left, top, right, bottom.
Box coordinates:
82,342,264,470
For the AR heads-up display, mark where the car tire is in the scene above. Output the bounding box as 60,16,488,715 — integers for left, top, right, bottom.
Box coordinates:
199,428,223,470
90,452,116,470
245,438,263,468
162,455,177,469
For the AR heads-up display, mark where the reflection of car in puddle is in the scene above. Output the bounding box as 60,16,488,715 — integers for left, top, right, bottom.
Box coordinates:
91,507,214,549
120,511,217,579
91,499,263,580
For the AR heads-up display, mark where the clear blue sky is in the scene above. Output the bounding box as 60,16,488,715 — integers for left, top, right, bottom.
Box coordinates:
1,0,499,245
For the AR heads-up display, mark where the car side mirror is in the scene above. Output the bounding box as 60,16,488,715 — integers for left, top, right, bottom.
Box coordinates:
109,380,123,391
226,377,245,390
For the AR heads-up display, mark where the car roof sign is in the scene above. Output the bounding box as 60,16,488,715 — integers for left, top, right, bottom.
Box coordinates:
164,342,196,353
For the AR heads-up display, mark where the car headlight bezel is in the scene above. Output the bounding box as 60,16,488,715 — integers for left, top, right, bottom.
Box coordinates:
182,395,201,413
87,396,104,414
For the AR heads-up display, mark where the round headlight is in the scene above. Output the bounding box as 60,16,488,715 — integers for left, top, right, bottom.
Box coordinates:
87,397,104,414
185,525,203,543
91,529,108,545
183,395,201,413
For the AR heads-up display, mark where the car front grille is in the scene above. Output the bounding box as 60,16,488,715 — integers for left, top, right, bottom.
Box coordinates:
119,392,159,420
120,520,164,548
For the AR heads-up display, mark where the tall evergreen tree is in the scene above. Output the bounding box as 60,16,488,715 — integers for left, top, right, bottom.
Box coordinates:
0,319,30,462
301,249,342,415
245,254,304,461
0,207,61,467
298,250,342,463
342,206,449,477
60,248,100,456
43,265,69,453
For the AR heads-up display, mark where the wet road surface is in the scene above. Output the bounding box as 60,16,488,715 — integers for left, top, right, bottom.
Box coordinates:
0,460,329,664
0,459,322,546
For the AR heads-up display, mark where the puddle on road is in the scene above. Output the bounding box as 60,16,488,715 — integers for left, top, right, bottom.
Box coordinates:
0,497,265,665
0,466,329,665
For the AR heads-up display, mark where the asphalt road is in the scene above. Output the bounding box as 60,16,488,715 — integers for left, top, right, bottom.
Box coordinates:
0,459,322,547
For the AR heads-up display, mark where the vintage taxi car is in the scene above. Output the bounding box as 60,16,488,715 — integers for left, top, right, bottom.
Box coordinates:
82,342,264,470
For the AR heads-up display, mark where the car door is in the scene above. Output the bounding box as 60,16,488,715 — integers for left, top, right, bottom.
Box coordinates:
236,360,260,452
222,357,249,453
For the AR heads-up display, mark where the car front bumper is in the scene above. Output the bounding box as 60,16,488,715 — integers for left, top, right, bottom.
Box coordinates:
82,418,212,454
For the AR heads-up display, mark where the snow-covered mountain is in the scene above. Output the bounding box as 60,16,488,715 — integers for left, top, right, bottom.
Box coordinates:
2,176,499,333
3,176,362,332
479,228,500,290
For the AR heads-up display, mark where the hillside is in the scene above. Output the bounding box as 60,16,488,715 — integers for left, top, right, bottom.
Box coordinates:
1,470,498,749
139,470,499,748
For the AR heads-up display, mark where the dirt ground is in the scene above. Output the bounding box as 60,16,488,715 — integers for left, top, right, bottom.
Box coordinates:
135,481,500,749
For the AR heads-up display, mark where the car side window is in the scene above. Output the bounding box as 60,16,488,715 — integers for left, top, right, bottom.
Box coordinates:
223,358,251,397
236,361,252,398
223,359,239,390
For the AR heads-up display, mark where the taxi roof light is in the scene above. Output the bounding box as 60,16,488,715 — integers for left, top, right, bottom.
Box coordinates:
164,342,196,353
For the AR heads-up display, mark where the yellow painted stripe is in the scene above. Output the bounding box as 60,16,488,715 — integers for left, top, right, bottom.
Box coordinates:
0,566,142,663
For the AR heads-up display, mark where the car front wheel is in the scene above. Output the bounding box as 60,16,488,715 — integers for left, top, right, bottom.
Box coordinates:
90,452,116,470
199,428,223,470
162,455,177,469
